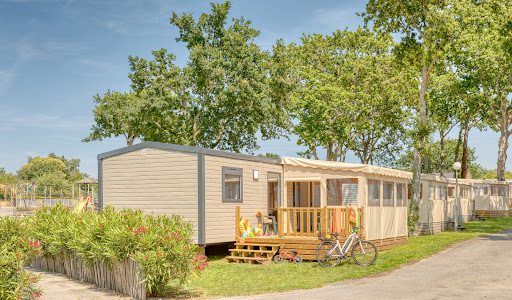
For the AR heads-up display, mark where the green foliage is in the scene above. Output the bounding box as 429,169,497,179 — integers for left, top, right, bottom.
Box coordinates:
479,170,512,180
445,0,512,180
16,154,87,197
82,91,146,146
288,27,414,163
257,153,281,160
88,1,292,153
18,157,66,181
28,205,207,296
48,153,88,182
33,172,69,193
392,139,483,175
0,217,42,300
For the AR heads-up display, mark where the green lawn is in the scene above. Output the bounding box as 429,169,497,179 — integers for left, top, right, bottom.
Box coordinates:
186,217,512,298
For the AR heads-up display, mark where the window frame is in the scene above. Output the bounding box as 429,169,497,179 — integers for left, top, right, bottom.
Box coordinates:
222,166,243,203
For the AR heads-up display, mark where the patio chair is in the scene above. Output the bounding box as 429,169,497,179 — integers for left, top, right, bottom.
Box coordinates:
256,210,277,235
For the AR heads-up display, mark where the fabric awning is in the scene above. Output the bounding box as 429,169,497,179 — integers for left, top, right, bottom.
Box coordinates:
282,157,412,180
285,177,322,182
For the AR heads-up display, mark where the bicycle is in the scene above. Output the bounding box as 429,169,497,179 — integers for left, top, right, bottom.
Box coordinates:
316,226,377,268
274,246,303,264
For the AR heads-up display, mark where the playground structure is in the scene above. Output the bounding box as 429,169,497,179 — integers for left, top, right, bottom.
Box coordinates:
13,178,99,213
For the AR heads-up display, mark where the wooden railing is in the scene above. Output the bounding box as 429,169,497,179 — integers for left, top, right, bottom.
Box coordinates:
235,206,364,240
277,206,364,238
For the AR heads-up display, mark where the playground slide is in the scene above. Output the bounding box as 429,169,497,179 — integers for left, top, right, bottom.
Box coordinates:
72,195,91,213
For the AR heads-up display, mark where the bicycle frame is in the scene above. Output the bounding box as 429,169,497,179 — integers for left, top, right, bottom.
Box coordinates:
327,231,362,258
279,247,299,261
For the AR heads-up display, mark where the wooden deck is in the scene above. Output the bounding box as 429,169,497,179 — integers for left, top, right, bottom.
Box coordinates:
235,236,408,261
227,206,407,263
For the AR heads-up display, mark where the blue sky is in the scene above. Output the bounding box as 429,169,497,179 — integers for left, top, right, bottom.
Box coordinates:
0,0,506,177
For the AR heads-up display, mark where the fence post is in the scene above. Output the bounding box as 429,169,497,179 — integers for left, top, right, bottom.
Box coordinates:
235,206,240,240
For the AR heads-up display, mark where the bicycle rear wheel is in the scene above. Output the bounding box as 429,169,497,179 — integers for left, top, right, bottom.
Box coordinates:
351,240,377,266
316,242,341,268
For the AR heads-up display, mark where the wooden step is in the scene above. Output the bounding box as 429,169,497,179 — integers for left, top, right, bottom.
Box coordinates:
229,249,275,254
235,243,280,248
225,256,272,265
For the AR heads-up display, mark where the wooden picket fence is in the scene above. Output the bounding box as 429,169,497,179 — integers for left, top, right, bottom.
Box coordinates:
31,253,146,300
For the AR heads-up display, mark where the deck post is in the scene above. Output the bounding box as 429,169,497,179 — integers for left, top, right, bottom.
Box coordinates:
235,206,240,240
321,206,328,235
360,207,365,239
345,206,350,237
277,207,283,237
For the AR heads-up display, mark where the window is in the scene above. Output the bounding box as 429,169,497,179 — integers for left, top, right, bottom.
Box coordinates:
222,167,243,202
484,186,488,195
429,184,435,200
436,185,446,200
396,183,406,206
499,186,508,197
327,178,359,206
383,181,394,207
491,186,499,196
368,179,380,206
448,187,455,198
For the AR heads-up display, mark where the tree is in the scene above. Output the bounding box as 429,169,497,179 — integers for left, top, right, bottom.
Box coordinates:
427,71,460,176
126,1,291,153
17,157,66,181
0,168,20,185
480,170,512,180
290,27,414,164
83,91,147,146
362,0,457,232
48,153,88,182
448,0,512,181
257,153,281,160
392,138,485,178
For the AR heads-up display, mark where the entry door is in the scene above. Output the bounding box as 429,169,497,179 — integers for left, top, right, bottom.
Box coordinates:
268,172,281,216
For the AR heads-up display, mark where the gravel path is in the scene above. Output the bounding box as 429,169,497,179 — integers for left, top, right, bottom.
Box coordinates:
33,270,130,300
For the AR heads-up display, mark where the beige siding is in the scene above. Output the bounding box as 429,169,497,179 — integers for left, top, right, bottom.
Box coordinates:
102,148,199,242
204,156,283,244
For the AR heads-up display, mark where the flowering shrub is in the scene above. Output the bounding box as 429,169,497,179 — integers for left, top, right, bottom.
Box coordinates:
0,217,42,300
28,205,208,296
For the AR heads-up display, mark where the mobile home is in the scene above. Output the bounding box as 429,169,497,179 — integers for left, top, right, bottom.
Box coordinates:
98,141,283,246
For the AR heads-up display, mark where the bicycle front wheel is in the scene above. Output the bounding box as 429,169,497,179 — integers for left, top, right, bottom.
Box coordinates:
316,242,341,268
351,240,378,266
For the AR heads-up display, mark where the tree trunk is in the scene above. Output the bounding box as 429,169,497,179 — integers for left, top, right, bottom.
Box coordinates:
423,155,429,174
126,135,136,146
461,111,471,178
326,142,336,161
439,130,445,176
497,129,510,181
411,65,430,233
454,124,463,163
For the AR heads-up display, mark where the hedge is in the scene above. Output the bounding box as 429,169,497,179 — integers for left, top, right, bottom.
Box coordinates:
2,205,208,299
0,217,42,300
